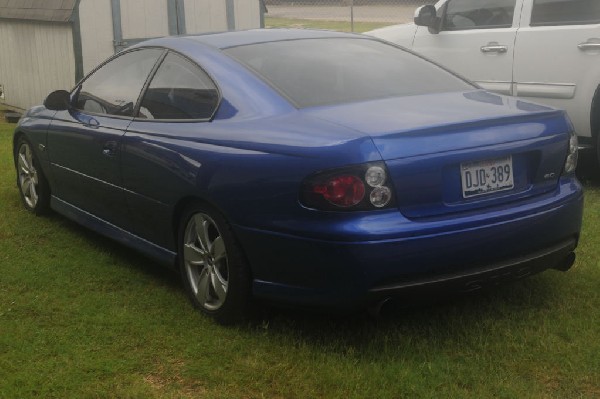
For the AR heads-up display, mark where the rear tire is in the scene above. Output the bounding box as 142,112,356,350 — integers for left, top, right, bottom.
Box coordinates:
15,137,50,215
596,132,600,168
178,202,252,325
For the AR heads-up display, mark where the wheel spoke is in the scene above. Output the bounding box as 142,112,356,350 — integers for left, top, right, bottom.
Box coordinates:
22,178,32,196
210,267,228,301
184,243,205,266
195,268,211,304
194,215,211,252
18,153,30,175
211,236,226,263
25,146,33,170
29,182,38,204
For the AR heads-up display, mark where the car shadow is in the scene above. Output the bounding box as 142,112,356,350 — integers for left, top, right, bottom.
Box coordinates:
576,150,600,187
251,274,561,351
46,212,182,290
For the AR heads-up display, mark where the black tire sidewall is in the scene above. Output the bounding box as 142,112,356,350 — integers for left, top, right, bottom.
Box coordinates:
177,202,252,324
597,132,600,168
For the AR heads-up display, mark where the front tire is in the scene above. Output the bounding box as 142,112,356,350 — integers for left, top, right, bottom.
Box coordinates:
597,132,600,168
15,137,50,215
178,203,252,324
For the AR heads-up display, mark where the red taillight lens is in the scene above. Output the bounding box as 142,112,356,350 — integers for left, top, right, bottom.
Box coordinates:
313,175,365,207
300,162,395,211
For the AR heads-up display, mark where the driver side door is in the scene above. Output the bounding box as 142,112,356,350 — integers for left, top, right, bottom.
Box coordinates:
47,48,164,229
412,0,523,95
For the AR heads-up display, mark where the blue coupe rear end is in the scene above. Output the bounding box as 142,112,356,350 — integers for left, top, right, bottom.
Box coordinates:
216,32,583,309
233,92,582,309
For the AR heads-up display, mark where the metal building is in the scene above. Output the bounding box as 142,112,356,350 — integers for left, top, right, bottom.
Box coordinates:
0,0,266,111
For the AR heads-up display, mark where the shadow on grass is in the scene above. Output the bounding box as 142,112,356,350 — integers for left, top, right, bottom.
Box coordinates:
44,211,181,291
576,150,600,187
245,266,566,362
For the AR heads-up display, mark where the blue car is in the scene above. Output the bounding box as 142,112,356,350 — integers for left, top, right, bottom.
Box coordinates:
14,29,583,323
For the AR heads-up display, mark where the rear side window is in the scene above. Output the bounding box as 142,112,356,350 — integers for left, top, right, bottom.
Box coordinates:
442,0,516,30
138,52,219,120
225,38,472,109
531,0,600,26
76,49,163,117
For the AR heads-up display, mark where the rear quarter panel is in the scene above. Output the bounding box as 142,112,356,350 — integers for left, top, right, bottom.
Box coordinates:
121,114,381,251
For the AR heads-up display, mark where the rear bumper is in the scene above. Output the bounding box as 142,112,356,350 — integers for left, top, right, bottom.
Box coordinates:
368,238,576,300
235,178,583,309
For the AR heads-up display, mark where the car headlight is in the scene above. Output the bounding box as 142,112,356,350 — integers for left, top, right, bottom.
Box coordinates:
563,131,578,174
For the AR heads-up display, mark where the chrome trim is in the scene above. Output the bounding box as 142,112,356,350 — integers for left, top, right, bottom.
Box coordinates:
480,44,508,54
578,42,600,51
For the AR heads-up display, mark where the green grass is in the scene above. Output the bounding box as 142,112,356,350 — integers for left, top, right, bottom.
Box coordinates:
1,115,599,398
265,17,389,33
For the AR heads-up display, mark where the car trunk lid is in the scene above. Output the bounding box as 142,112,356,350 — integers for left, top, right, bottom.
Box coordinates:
304,91,571,219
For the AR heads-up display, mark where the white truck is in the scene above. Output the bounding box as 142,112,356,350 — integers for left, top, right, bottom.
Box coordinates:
368,0,600,163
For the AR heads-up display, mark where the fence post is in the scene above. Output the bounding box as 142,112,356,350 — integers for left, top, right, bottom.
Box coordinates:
350,0,354,32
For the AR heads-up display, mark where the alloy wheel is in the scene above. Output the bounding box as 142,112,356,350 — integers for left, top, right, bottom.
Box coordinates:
17,142,39,209
183,213,229,311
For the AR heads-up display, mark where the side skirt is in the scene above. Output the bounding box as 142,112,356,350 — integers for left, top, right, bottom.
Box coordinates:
50,196,177,268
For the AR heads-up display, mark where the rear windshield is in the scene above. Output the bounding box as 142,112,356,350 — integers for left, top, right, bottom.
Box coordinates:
225,38,473,108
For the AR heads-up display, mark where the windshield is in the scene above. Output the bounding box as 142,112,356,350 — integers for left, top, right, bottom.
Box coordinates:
225,38,474,108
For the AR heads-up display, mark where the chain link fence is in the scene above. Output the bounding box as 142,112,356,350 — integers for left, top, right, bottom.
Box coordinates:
263,0,431,32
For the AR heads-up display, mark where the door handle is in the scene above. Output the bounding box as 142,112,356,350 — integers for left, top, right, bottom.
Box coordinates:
578,41,600,51
481,43,508,54
102,141,118,157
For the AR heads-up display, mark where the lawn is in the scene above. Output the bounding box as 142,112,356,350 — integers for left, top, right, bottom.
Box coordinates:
0,114,599,398
265,17,389,33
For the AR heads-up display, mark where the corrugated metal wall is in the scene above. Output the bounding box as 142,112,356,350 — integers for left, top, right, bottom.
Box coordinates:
184,0,228,33
79,0,264,76
78,0,114,75
234,0,262,30
120,0,170,39
184,0,262,32
0,20,75,111
0,0,263,110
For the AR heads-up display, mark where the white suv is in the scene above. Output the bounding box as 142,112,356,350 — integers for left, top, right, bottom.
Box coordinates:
368,0,600,161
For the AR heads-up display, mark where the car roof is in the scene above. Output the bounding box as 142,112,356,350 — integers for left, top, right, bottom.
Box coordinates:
171,28,366,49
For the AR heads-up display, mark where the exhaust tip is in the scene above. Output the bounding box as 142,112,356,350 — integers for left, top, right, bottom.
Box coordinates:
553,252,576,272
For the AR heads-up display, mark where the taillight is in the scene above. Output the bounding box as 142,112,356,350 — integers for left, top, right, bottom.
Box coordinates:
301,162,395,211
563,130,578,175
313,175,365,207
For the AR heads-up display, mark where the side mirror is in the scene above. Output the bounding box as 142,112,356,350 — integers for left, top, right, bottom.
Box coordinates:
44,90,71,111
414,5,440,34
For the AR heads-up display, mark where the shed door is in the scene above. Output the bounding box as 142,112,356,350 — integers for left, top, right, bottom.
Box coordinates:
112,0,186,52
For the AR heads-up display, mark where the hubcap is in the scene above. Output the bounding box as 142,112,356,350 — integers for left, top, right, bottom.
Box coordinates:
183,213,229,311
17,143,39,209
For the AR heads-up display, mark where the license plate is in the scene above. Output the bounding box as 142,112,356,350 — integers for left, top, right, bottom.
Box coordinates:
461,156,514,198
